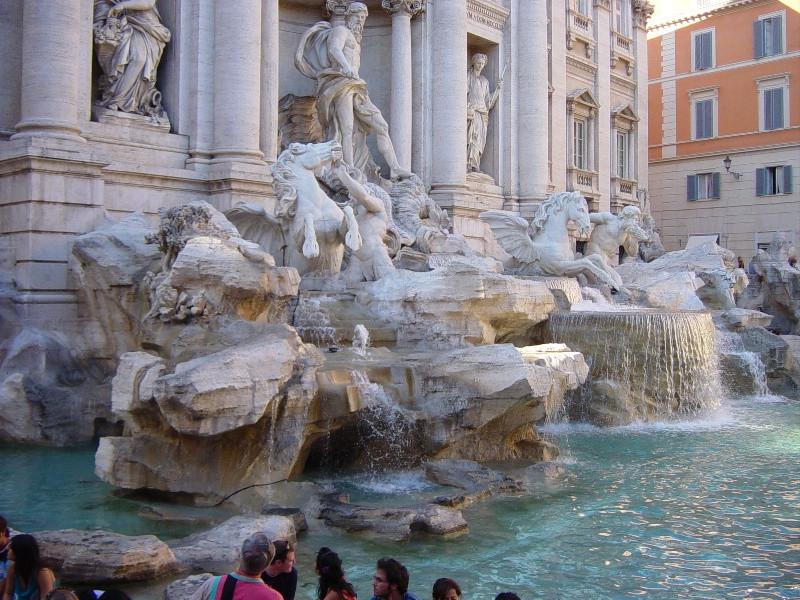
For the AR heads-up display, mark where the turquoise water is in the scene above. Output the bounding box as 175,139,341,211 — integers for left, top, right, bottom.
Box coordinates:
2,396,800,599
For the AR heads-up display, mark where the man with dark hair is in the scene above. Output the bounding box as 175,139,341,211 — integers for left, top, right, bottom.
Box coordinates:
0,516,9,597
495,593,521,600
260,540,297,600
189,533,282,600
370,558,419,600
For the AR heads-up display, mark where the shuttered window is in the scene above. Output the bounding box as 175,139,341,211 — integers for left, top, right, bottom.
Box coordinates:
694,99,714,140
754,14,783,58
687,173,720,201
756,166,793,196
763,87,785,131
693,31,713,71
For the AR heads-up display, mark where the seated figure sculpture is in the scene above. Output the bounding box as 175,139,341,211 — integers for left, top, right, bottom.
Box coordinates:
586,205,649,266
481,191,626,291
225,141,361,277
295,2,411,180
92,0,171,124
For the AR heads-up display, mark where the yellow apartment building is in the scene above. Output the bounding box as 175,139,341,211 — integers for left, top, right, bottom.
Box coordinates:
647,0,799,261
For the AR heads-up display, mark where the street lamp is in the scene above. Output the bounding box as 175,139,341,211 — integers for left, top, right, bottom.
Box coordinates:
723,155,742,180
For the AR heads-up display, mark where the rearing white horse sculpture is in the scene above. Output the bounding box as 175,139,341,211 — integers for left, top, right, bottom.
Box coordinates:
226,141,361,277
480,191,625,291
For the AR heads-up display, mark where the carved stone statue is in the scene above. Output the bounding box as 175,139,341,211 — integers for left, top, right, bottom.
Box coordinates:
225,141,361,277
330,163,396,282
93,0,171,124
467,53,502,173
295,2,411,180
586,206,649,266
390,175,450,254
480,192,626,291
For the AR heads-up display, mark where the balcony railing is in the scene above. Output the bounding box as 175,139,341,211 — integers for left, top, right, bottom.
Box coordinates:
567,8,595,58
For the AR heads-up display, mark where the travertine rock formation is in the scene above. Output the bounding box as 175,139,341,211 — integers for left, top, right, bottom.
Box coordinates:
36,529,181,585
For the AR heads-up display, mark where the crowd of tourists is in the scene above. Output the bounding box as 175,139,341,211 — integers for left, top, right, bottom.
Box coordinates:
0,516,522,600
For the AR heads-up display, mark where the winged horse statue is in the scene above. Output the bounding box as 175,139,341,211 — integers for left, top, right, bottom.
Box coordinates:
480,191,626,291
226,140,361,277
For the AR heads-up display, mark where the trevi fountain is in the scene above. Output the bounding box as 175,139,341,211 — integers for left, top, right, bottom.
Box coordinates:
1,1,800,599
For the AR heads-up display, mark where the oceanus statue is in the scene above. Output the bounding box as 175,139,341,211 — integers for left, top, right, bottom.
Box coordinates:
480,191,625,290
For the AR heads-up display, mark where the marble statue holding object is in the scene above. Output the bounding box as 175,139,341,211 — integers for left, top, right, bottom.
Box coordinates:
480,191,626,291
330,163,396,282
295,2,411,180
586,205,649,266
225,140,361,277
467,53,503,173
93,0,171,125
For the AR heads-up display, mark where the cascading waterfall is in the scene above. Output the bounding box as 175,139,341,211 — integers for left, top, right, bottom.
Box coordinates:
350,370,418,470
716,330,771,396
546,310,721,420
293,294,338,347
352,324,370,355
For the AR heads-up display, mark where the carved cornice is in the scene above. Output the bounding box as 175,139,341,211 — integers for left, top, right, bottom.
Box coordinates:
594,0,611,11
467,0,510,32
566,54,597,76
382,0,425,17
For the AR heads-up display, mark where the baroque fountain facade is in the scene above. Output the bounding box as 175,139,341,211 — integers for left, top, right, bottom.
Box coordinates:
2,0,800,596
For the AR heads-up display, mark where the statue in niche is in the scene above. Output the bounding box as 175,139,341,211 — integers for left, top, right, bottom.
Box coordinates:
467,53,503,173
329,163,396,282
93,0,171,124
586,206,649,266
295,1,412,180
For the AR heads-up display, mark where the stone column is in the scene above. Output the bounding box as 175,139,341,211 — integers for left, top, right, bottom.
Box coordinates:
595,0,612,212
383,0,424,172
429,0,467,197
516,0,549,207
13,0,84,140
212,0,263,164
260,0,280,163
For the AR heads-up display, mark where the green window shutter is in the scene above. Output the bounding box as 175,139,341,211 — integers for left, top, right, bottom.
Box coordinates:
773,88,784,129
754,20,764,58
783,165,793,194
756,168,766,196
687,175,698,201
712,172,721,199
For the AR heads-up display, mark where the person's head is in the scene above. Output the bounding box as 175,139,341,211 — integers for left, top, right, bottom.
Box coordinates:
0,515,8,545
471,53,488,73
73,590,98,600
346,2,368,39
495,594,521,600
432,578,461,600
45,590,79,600
271,540,296,574
9,534,43,582
97,591,131,600
239,533,275,577
316,548,354,600
374,558,408,599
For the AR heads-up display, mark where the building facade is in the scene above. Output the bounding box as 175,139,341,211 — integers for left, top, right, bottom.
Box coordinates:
0,0,650,335
647,0,799,261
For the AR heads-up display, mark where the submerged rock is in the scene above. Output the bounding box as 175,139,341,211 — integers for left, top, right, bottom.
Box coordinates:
319,494,467,541
169,515,296,573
